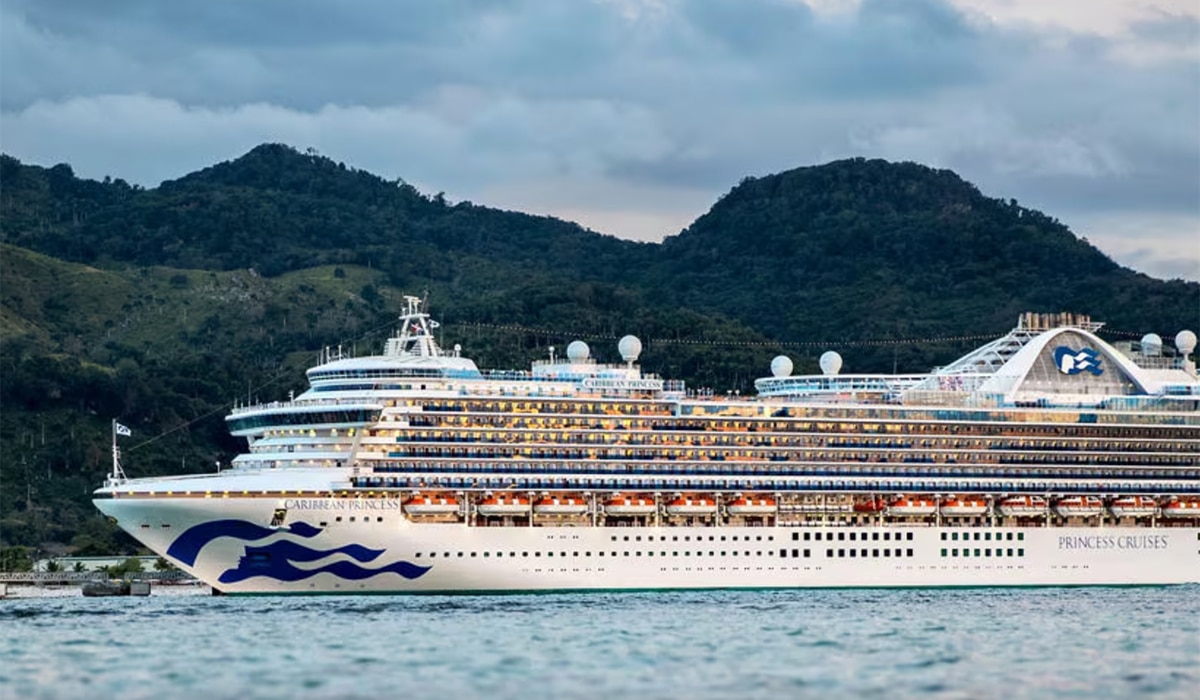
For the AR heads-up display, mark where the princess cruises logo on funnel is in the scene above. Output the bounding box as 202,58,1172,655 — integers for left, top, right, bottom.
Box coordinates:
1053,346,1104,376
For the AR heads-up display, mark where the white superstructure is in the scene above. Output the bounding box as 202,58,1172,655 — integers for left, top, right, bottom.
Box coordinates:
94,303,1200,593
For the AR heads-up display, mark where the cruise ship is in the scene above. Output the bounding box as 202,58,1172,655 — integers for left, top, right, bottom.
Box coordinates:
94,298,1200,594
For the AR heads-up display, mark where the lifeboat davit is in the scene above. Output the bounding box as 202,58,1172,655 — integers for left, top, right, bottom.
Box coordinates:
1160,498,1200,519
727,495,777,516
998,495,1047,517
887,495,937,517
1109,496,1157,518
533,495,589,516
665,495,718,516
477,494,531,516
604,494,657,516
853,497,887,513
939,496,988,517
403,493,460,515
1054,495,1104,518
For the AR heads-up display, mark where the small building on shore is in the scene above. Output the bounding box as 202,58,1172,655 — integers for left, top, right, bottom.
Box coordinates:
33,555,163,573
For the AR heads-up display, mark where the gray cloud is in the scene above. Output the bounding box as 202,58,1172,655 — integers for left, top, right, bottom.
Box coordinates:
1,0,1196,280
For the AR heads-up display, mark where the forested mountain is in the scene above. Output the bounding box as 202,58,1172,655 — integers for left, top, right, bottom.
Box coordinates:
1,144,1197,561
654,160,1197,368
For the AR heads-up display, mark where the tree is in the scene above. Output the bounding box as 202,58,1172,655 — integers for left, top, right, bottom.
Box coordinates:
0,546,33,571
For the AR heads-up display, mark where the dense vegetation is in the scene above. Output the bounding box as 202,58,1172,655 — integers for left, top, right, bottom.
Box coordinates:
2,144,1196,564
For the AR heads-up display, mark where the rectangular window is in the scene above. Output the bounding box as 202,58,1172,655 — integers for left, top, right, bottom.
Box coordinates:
792,532,800,541
838,549,845,558
906,548,913,557
1018,533,1025,541
952,548,959,557
941,532,947,541
873,549,879,558
940,548,947,557
826,548,834,558
907,533,914,541
804,549,811,558
780,549,788,558
985,549,992,557
974,549,981,557
1007,549,1013,557
952,532,958,541
1018,548,1025,557
804,532,811,541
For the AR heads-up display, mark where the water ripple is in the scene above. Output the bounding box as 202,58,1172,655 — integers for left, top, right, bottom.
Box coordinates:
1,587,1198,699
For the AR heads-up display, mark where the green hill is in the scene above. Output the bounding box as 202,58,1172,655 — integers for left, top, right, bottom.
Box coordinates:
653,158,1197,368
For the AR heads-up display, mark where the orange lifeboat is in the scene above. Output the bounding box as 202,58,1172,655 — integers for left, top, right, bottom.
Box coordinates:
477,493,531,517
939,495,988,517
403,493,460,515
1109,496,1157,518
1053,496,1104,518
665,495,718,516
1160,497,1200,519
727,494,777,516
533,495,589,516
604,494,657,516
853,497,887,513
998,495,1047,518
887,495,937,517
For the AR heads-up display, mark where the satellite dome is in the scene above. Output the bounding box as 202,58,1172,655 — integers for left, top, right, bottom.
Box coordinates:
819,351,843,376
566,340,591,362
770,355,793,378
1140,333,1162,357
1176,330,1197,356
618,335,643,363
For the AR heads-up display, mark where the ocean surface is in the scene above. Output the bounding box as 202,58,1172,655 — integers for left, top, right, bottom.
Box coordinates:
1,585,1197,700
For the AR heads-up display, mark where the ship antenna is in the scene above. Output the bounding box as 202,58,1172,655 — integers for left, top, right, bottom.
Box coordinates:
108,419,130,486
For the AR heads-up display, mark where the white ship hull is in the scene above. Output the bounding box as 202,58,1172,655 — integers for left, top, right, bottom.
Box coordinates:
95,496,1200,594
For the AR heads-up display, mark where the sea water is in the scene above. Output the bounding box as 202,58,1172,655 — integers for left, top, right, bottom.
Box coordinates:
1,586,1197,700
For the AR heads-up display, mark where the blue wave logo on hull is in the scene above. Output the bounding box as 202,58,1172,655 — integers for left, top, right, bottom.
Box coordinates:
217,540,431,584
167,520,322,566
1053,346,1104,376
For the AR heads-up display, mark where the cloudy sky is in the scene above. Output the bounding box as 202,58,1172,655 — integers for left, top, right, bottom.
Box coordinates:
3,0,1198,280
